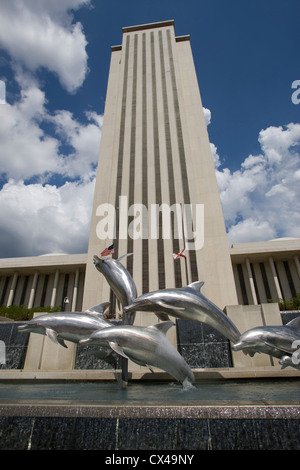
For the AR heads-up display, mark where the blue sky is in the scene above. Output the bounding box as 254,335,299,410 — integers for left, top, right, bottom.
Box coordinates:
0,0,299,257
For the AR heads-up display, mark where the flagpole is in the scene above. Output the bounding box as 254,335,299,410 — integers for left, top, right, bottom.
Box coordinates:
181,203,189,285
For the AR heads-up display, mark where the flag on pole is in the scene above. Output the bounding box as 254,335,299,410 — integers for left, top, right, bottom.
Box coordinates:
172,248,186,260
100,244,114,257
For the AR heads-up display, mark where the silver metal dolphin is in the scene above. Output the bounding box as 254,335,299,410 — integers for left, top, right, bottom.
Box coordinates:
17,303,114,348
93,254,137,324
17,303,119,367
79,321,195,387
123,281,240,343
232,317,300,363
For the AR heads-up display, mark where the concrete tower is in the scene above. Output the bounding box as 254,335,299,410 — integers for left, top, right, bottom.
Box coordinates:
83,20,238,315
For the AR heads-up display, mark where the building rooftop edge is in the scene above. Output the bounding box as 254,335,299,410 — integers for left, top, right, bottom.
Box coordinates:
175,35,190,42
0,252,88,269
111,45,122,51
122,20,175,33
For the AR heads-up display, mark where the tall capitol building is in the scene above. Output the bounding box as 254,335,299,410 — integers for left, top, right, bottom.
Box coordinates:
83,20,238,314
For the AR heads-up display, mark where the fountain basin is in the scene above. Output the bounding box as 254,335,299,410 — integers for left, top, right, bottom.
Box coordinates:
0,371,299,450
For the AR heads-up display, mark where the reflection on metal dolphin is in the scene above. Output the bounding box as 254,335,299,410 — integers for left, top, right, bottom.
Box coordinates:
123,281,240,343
232,317,300,365
80,321,195,387
93,254,137,324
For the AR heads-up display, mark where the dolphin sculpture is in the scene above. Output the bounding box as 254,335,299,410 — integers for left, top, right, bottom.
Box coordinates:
17,303,119,367
79,321,195,388
93,254,137,324
232,317,300,363
123,281,241,343
17,303,115,348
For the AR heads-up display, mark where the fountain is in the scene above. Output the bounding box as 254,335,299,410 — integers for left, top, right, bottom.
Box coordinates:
0,252,299,450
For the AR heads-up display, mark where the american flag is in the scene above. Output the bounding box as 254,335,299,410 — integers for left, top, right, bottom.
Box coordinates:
172,249,186,260
100,244,114,257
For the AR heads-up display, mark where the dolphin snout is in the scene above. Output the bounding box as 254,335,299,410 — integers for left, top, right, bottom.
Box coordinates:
231,341,243,351
123,304,133,312
17,324,29,332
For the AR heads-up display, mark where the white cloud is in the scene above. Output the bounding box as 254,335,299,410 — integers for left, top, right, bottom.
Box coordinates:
0,0,91,93
0,1,103,258
226,218,276,244
0,86,61,180
214,122,300,245
0,82,102,181
48,109,103,178
0,77,102,257
0,178,95,257
203,107,211,126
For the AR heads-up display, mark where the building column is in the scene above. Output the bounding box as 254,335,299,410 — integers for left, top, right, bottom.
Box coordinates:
268,256,283,300
245,258,258,305
50,270,60,308
7,272,18,307
71,268,79,311
27,272,39,308
294,255,300,280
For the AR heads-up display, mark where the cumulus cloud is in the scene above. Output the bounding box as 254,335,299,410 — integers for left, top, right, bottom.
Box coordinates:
0,178,95,257
203,107,211,126
0,81,102,181
213,122,300,245
0,79,102,257
0,0,91,93
0,1,102,257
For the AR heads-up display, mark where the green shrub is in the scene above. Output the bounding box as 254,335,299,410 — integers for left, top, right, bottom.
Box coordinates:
278,293,300,311
0,304,62,321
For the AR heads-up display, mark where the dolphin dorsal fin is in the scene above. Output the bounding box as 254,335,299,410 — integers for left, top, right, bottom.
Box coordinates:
286,316,300,330
116,253,133,262
149,321,175,335
85,302,111,316
186,281,205,292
